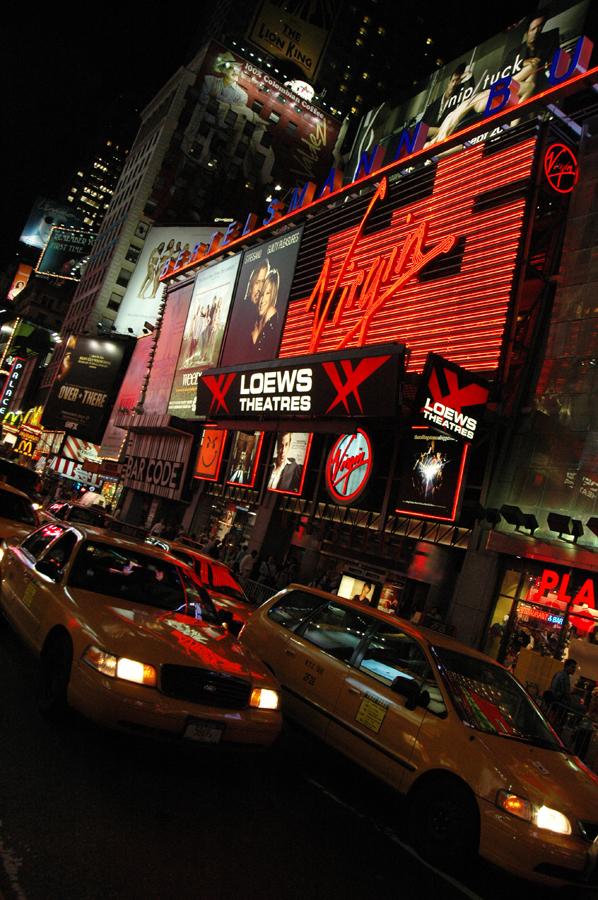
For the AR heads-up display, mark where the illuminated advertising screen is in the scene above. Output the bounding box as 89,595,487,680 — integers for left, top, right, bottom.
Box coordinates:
226,431,264,488
7,264,33,301
19,197,82,250
168,254,241,418
279,135,538,373
395,427,469,522
338,576,377,604
349,0,590,170
181,42,339,201
114,225,217,335
267,431,312,496
36,226,96,280
143,282,194,416
99,336,153,459
247,0,329,80
220,228,303,367
193,428,227,482
41,336,132,443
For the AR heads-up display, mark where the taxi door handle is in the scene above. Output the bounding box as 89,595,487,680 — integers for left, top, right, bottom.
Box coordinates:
284,648,296,657
347,687,361,696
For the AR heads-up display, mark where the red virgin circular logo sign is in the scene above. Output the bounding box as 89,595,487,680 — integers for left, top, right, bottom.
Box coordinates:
325,429,373,504
544,144,579,194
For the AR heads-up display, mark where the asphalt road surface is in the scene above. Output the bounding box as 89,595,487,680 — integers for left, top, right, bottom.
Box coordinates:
0,621,567,900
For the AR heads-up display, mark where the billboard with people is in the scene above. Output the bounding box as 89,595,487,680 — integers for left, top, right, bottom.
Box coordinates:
348,0,590,172
114,225,217,336
168,254,242,418
267,431,312,496
220,228,302,366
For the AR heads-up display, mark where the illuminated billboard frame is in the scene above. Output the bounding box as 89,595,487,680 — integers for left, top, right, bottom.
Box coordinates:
193,428,228,482
394,426,469,523
225,431,265,489
266,432,313,497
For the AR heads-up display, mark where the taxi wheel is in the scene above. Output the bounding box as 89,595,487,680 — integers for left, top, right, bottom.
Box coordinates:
409,778,479,870
38,632,72,719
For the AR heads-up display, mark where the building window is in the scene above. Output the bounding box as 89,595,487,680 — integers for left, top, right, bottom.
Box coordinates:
116,269,132,288
252,100,264,114
268,111,280,125
107,297,121,312
125,245,141,264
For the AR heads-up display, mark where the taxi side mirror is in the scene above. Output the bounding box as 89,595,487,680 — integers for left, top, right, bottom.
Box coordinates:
391,675,430,711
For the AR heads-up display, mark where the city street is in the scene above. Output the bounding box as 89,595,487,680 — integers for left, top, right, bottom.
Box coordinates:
0,622,555,900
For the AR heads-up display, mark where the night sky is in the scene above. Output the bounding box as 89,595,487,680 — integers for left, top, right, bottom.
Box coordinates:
4,3,532,270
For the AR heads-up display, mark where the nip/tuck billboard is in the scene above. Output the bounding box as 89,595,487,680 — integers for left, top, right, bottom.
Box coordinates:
168,254,242,418
42,336,133,443
349,0,590,171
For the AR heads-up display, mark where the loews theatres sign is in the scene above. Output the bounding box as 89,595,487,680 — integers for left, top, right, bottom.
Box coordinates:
196,345,404,423
414,353,490,442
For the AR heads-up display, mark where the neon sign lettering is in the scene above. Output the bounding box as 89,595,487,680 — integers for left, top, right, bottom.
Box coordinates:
544,143,579,194
531,568,595,609
305,177,456,353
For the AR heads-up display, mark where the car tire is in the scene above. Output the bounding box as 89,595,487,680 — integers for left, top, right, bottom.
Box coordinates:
38,632,72,719
408,777,479,871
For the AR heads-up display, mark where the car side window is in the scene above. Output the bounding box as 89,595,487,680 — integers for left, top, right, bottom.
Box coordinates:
43,531,79,570
358,624,446,716
298,601,372,662
22,525,66,561
267,589,327,630
69,507,105,526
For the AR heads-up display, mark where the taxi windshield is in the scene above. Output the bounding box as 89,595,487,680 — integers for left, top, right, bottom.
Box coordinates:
433,647,562,751
0,488,36,525
68,541,220,622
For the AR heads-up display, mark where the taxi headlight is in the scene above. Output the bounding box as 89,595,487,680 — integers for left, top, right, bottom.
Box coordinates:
250,688,280,710
496,791,572,834
83,645,157,687
535,805,572,835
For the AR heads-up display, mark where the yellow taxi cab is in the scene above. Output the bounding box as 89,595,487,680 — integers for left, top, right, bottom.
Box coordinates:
147,537,255,635
0,523,281,748
239,584,598,888
41,500,115,530
0,481,40,555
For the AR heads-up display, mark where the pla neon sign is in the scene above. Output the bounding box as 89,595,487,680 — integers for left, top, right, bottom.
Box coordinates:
161,37,593,283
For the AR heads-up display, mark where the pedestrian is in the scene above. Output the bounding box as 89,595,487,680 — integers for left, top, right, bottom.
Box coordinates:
239,549,257,581
149,519,166,537
550,658,581,709
259,555,277,587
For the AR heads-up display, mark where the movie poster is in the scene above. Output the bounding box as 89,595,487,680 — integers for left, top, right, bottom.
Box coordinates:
41,336,132,443
19,197,82,250
6,264,33,301
220,228,302,366
267,431,312,496
395,427,468,521
193,428,228,481
36,226,96,281
226,431,264,488
168,254,241,418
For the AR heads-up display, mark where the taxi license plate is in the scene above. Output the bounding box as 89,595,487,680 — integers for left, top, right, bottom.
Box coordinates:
184,720,224,743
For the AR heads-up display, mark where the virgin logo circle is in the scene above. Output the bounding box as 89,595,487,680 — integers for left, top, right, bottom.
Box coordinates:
325,429,373,504
544,143,579,194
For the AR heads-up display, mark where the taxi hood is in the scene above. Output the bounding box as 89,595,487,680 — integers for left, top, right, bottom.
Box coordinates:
68,588,274,685
475,732,598,823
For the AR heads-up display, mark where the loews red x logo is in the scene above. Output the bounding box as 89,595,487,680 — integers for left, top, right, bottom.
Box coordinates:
323,355,390,414
202,373,237,415
427,366,488,413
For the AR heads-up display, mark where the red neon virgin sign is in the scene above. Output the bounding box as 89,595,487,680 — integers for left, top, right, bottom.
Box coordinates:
544,143,579,194
306,177,456,353
280,138,537,373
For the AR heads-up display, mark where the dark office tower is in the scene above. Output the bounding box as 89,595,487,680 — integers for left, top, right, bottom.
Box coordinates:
64,138,128,231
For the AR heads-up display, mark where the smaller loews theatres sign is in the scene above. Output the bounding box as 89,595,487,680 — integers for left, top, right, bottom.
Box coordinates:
196,344,404,421
414,353,489,442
